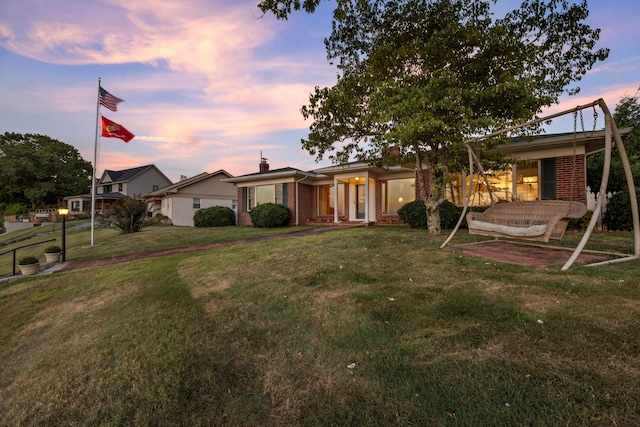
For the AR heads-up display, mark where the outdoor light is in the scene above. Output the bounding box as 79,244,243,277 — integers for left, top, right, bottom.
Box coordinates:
57,207,69,262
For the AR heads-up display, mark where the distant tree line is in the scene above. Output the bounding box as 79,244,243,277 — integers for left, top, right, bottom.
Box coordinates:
0,132,92,209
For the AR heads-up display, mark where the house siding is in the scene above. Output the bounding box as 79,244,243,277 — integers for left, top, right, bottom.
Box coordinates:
556,154,587,204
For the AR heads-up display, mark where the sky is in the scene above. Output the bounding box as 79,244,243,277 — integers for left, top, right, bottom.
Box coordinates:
1,0,638,183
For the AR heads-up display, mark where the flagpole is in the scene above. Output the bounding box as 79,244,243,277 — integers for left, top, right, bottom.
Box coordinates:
91,78,101,246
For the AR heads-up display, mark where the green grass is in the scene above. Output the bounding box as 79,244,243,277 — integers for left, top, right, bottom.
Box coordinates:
0,222,316,275
1,226,639,426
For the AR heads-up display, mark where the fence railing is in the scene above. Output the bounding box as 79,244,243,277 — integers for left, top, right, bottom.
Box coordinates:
0,238,57,277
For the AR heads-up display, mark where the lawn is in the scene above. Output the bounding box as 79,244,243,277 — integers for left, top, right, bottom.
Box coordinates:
1,225,639,426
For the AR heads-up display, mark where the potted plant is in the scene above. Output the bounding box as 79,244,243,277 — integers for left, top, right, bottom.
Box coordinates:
44,245,62,263
18,256,40,276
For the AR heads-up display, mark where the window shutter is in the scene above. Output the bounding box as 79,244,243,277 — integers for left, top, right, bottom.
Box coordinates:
282,183,288,207
241,187,247,212
541,158,557,200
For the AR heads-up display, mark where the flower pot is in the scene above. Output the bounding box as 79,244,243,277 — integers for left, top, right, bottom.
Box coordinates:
45,252,62,263
18,263,40,276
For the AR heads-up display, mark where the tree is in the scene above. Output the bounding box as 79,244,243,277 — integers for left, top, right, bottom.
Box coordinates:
0,133,92,207
586,91,640,192
259,0,608,234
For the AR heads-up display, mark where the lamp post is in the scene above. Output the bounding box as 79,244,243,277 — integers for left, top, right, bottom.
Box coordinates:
58,207,69,262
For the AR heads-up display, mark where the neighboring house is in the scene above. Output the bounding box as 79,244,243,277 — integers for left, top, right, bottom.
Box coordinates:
224,128,631,226
144,170,237,226
64,164,173,215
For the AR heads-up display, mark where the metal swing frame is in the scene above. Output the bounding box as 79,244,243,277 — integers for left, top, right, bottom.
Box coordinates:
441,98,640,270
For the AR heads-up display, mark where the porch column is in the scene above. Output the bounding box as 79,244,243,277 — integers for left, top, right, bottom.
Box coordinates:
364,175,370,222
333,177,339,223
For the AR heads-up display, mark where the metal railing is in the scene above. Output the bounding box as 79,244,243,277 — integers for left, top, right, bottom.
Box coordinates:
0,238,57,277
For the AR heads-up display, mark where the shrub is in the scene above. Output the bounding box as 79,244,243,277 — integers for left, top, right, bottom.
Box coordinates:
567,210,593,231
249,203,290,228
110,197,147,234
397,200,427,229
18,256,39,265
439,200,460,230
194,206,236,227
44,245,62,253
604,189,640,231
4,203,27,216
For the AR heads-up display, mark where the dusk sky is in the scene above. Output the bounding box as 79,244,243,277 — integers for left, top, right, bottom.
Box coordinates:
1,0,638,182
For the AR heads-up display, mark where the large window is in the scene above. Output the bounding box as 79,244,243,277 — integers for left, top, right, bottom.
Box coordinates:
382,178,415,214
446,161,540,206
318,183,345,215
244,183,287,210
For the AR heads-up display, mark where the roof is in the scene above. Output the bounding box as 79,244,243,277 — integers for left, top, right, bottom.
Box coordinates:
144,169,234,197
101,164,172,184
222,167,318,184
492,127,633,156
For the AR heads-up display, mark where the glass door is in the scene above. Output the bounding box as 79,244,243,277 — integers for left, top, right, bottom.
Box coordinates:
356,184,365,219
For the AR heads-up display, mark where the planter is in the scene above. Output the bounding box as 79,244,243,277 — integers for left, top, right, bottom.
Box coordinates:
18,263,40,276
45,252,62,263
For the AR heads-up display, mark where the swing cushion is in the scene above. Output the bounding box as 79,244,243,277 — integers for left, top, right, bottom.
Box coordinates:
467,201,587,242
468,220,547,237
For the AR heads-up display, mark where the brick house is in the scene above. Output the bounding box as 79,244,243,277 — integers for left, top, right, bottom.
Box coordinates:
223,128,629,226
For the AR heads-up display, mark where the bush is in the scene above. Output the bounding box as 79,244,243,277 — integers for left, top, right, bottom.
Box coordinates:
439,200,460,230
4,203,27,216
194,206,236,227
249,203,290,228
567,210,593,231
604,189,640,231
397,200,427,229
110,197,147,234
44,245,62,253
18,256,39,265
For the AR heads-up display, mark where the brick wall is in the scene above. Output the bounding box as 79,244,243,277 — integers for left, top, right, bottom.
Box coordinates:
556,154,586,204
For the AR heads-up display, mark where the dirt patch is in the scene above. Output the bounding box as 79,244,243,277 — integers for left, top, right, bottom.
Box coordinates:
453,240,608,267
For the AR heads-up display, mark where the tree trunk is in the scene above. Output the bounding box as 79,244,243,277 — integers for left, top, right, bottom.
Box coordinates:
426,204,441,235
415,151,442,235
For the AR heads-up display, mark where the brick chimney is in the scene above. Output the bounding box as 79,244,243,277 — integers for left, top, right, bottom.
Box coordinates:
259,157,269,173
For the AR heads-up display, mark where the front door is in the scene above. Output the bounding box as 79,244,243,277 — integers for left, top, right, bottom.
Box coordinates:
356,184,365,219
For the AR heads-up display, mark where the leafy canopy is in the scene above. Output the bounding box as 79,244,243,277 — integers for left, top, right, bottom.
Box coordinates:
259,0,609,234
0,132,92,207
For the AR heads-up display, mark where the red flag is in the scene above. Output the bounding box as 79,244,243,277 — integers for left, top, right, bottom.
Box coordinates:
101,116,135,142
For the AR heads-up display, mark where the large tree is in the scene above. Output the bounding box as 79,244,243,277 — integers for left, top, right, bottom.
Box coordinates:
259,0,608,234
0,133,92,208
587,91,640,192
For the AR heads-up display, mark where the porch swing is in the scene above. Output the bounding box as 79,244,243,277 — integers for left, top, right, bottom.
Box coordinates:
441,98,640,270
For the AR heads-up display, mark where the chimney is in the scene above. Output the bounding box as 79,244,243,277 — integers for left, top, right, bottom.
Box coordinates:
259,157,269,173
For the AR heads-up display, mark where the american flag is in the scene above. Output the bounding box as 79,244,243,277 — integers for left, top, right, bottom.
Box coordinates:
99,87,124,112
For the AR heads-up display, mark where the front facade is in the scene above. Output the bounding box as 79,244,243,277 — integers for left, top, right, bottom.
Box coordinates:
143,170,237,226
225,129,624,226
64,164,173,216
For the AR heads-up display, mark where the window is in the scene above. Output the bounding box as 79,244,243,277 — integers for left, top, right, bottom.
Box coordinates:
71,201,80,211
103,185,112,194
318,183,345,215
515,161,539,201
446,161,541,206
118,183,123,192
193,198,201,209
382,178,415,214
243,184,287,211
